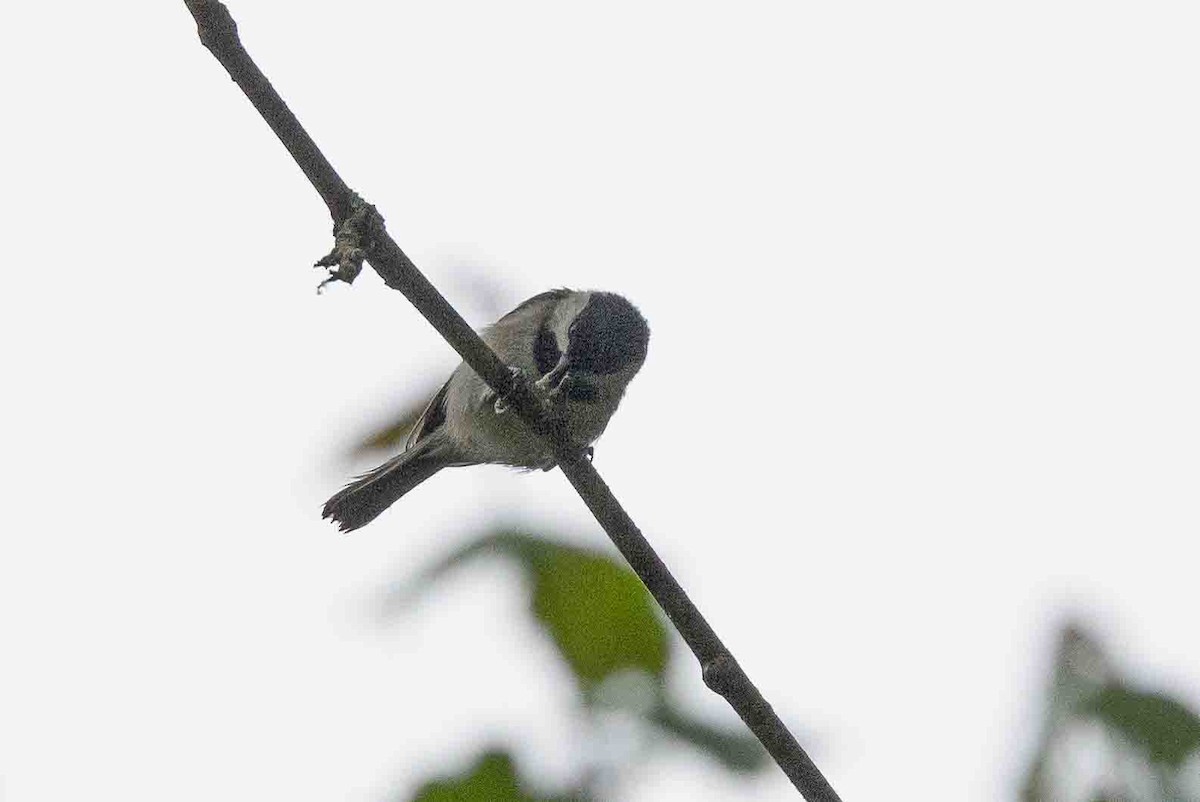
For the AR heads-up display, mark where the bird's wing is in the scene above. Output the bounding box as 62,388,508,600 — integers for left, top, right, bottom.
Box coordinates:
404,378,452,449
405,289,574,450
494,288,573,325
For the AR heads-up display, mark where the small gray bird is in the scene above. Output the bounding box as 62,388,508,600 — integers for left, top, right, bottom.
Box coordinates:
323,289,649,532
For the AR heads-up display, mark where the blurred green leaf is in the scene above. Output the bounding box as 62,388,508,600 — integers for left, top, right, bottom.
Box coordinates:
528,543,668,687
650,704,769,774
1082,685,1200,768
408,750,585,802
355,407,423,453
1022,623,1200,802
395,532,776,786
347,380,445,459
411,531,669,691
1021,624,1117,802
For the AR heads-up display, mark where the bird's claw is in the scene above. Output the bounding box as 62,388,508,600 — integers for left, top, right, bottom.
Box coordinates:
534,373,559,396
493,366,524,414
494,366,554,415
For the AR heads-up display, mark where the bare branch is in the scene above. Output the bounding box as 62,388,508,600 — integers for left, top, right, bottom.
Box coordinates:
183,3,842,799
184,0,355,223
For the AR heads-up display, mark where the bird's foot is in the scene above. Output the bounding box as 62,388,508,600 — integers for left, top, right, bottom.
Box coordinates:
492,366,525,413
494,367,555,415
534,367,572,398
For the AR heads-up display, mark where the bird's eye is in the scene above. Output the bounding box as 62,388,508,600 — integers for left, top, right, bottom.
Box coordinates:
533,323,561,375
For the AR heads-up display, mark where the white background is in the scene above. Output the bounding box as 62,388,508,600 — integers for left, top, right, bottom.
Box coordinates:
2,1,1198,800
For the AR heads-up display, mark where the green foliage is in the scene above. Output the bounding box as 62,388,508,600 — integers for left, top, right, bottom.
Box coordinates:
1082,685,1200,768
415,531,669,691
397,528,770,800
346,379,446,459
526,543,669,687
410,750,585,802
1021,623,1200,802
649,704,770,774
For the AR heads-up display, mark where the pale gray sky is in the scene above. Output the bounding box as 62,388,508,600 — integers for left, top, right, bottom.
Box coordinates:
2,2,1198,800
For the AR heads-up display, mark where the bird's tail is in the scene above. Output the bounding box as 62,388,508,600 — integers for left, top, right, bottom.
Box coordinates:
322,438,452,532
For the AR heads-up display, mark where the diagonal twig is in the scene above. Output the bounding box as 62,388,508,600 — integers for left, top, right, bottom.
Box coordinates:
182,2,842,799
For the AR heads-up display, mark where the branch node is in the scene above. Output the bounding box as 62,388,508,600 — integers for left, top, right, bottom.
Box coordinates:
702,652,737,695
314,195,384,291
186,0,239,53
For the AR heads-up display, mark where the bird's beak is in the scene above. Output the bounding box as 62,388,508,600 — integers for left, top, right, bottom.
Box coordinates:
536,354,571,392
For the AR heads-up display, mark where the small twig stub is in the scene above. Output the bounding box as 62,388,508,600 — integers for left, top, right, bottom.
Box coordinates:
314,196,384,291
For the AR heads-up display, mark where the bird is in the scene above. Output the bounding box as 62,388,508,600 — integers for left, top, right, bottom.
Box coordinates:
322,289,650,532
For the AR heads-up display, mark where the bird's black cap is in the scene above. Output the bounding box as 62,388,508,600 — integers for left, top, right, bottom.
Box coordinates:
567,292,650,374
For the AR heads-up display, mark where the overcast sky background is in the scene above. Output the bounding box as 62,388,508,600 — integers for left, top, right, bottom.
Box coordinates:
2,1,1198,800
